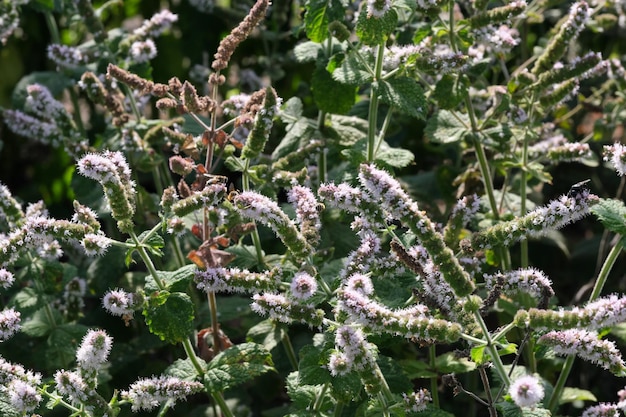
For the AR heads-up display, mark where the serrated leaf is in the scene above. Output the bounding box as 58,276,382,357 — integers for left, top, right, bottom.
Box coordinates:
286,371,330,411
272,119,316,159
311,65,356,114
497,402,551,417
298,345,332,385
591,198,626,235
247,319,286,352
374,77,427,119
470,345,486,365
398,359,438,379
376,146,415,168
137,230,164,257
12,287,42,311
330,372,363,402
333,51,374,85
434,352,477,374
145,264,197,293
281,97,304,122
165,358,207,381
326,114,368,146
0,397,20,417
433,73,465,109
424,110,470,144
204,342,274,392
294,41,323,62
46,324,88,369
356,8,398,45
143,291,195,344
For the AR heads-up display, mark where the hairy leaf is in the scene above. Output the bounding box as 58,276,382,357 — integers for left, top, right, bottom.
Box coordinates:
143,291,195,344
591,198,626,235
356,8,398,45
145,264,197,293
204,343,274,392
374,77,427,119
424,110,471,144
311,65,356,114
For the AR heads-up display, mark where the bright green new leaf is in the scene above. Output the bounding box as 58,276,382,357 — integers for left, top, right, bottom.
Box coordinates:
204,343,274,392
434,352,477,374
424,110,471,144
470,345,487,365
374,77,427,120
143,291,195,344
591,198,626,235
304,0,345,43
558,387,597,404
145,264,197,293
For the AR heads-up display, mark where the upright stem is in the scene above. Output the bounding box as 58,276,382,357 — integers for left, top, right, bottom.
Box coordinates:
429,345,440,407
548,237,624,412
242,159,265,266
473,310,511,388
367,42,385,162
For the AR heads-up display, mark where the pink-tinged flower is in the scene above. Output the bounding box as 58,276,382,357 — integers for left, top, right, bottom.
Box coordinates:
327,352,350,376
195,267,279,294
47,44,86,68
484,268,553,301
332,326,377,375
76,329,113,372
102,289,136,317
345,273,374,295
366,0,391,18
581,403,619,417
0,182,24,227
403,388,432,413
6,379,41,412
133,10,178,38
129,39,157,63
0,268,15,289
121,375,203,411
0,308,21,341
288,185,321,245
509,375,545,408
538,329,626,375
603,143,626,176
290,271,317,300
54,370,89,403
0,357,41,386
81,232,111,257
251,292,324,327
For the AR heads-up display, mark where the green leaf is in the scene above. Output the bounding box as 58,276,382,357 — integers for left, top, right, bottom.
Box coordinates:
332,51,374,85
311,65,356,114
137,230,164,257
247,319,286,352
298,344,332,385
558,387,597,404
374,77,427,119
434,352,477,374
166,358,207,381
0,397,20,417
330,372,363,402
143,291,195,344
376,146,415,168
326,115,368,146
294,41,324,62
12,287,43,312
433,73,465,109
286,371,330,411
272,119,316,159
304,0,345,42
145,264,197,293
46,324,88,369
399,359,438,379
497,402,551,417
424,110,470,144
22,307,62,337
470,345,486,365
280,97,304,121
591,198,626,235
356,8,398,45
204,342,274,392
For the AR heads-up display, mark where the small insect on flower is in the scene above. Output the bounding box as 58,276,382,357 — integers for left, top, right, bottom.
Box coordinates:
567,179,591,199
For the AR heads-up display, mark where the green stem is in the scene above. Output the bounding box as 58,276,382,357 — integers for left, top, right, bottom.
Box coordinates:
317,110,327,186
282,330,299,370
548,238,624,412
211,392,235,417
313,383,329,412
207,290,222,354
242,159,265,266
367,42,385,162
429,345,440,408
130,230,165,290
473,310,511,388
182,338,205,376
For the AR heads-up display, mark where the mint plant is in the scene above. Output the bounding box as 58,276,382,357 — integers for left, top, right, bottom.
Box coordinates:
2,0,626,416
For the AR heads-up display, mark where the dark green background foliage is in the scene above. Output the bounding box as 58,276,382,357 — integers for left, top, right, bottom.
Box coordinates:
2,0,626,416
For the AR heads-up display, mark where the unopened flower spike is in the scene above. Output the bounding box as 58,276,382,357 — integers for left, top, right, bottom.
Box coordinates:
180,80,215,113
212,0,270,72
547,142,593,163
121,375,204,412
535,52,602,90
251,292,325,327
444,194,480,248
241,87,279,160
358,164,475,297
77,151,136,233
170,182,227,218
538,329,626,375
472,187,598,249
74,0,107,43
533,1,589,74
234,191,313,260
539,79,580,107
469,0,527,29
195,267,280,294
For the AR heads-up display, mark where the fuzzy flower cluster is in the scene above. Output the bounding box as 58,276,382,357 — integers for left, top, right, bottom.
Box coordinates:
0,308,20,341
168,183,227,217
290,271,318,300
102,288,138,317
251,292,325,327
234,191,312,260
538,329,626,375
121,375,204,411
338,274,461,342
129,39,157,63
76,329,113,372
0,182,23,228
603,143,626,176
328,326,377,377
195,267,279,294
288,185,321,246
0,268,15,289
358,164,475,297
47,44,87,69
508,375,545,408
0,1,21,45
0,356,42,413
54,370,91,404
133,10,178,38
547,142,593,163
402,389,432,413
471,25,520,58
366,0,391,18
581,403,619,417
472,189,598,248
484,268,553,303
77,151,136,232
